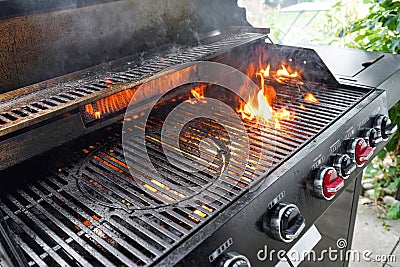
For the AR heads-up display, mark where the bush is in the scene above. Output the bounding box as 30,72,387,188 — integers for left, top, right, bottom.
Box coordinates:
345,0,400,220
347,0,400,53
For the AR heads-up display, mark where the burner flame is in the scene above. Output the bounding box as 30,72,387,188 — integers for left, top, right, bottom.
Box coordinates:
237,62,299,129
188,84,207,104
304,92,320,104
276,64,299,79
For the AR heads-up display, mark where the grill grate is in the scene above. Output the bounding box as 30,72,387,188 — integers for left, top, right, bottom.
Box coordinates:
0,32,267,137
0,84,368,266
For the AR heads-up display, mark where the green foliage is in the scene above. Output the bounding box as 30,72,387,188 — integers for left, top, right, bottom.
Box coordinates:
388,202,400,220
363,155,400,220
351,2,400,222
314,0,360,46
346,0,400,53
380,220,391,230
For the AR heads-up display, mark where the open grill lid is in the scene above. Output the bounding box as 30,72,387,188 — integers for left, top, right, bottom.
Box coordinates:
0,0,252,93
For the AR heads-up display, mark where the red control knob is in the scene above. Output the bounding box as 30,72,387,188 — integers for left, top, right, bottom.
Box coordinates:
314,167,345,200
347,138,374,167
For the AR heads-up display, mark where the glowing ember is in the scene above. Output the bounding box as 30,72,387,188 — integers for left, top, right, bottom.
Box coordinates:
105,78,113,86
193,209,207,218
84,89,135,119
304,92,320,104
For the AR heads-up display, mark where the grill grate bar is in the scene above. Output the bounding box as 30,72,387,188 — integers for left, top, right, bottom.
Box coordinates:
0,200,73,267
28,182,143,266
85,157,168,207
85,158,172,206
81,167,150,210
109,215,172,249
0,32,267,137
15,190,108,267
120,143,210,188
141,134,253,191
99,151,189,203
151,112,278,167
14,234,48,267
94,223,158,262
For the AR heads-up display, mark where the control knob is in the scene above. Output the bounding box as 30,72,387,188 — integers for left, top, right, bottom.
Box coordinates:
361,128,382,147
263,202,305,243
347,138,374,167
314,166,344,200
373,115,398,141
218,252,251,267
332,154,356,179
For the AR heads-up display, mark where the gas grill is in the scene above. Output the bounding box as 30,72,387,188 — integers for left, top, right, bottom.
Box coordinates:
0,1,399,267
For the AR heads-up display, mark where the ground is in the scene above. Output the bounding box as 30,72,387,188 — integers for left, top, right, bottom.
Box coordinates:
351,199,400,266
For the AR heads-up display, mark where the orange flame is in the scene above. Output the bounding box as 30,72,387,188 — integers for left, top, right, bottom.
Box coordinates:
276,64,299,78
237,69,275,122
275,64,302,84
259,63,270,77
84,89,135,119
188,84,207,104
300,104,306,111
273,107,294,130
237,66,295,129
304,92,320,104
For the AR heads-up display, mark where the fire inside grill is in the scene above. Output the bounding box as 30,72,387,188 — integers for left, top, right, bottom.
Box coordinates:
0,38,369,267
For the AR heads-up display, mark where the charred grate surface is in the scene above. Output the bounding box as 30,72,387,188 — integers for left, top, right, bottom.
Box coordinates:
0,32,267,137
0,86,368,266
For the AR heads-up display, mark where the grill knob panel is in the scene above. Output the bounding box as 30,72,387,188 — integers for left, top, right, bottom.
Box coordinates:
332,154,356,179
218,252,251,267
347,138,374,167
314,166,344,200
362,128,382,147
373,115,398,141
263,202,306,243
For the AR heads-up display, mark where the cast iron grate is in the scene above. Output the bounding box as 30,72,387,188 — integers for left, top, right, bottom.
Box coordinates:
0,84,368,266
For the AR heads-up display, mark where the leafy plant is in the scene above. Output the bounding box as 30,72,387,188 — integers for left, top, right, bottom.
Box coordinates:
388,202,400,220
341,0,400,221
314,0,361,46
380,220,391,231
346,0,400,53
370,156,398,197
